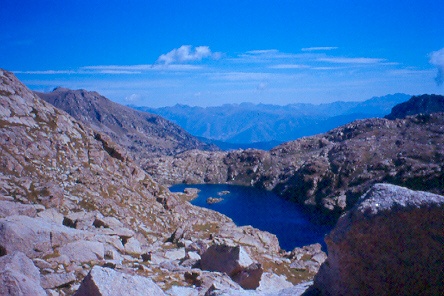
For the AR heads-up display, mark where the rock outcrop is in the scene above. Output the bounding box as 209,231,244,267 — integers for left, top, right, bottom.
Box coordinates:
308,184,444,295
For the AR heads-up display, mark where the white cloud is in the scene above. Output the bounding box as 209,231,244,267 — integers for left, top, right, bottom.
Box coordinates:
301,47,338,51
245,49,280,55
156,45,221,65
317,57,386,64
236,49,300,61
257,82,268,91
124,93,141,102
152,64,204,71
269,64,309,69
211,72,273,81
13,70,76,75
430,48,444,85
81,64,204,73
82,65,151,72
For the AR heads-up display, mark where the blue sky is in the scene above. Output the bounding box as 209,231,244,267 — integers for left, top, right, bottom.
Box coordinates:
1,0,444,107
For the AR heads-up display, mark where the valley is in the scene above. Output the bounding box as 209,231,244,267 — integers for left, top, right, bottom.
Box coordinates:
1,69,443,295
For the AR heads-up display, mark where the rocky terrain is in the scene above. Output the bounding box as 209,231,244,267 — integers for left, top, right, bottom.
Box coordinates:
0,69,327,295
147,110,444,222
308,184,444,295
35,87,217,161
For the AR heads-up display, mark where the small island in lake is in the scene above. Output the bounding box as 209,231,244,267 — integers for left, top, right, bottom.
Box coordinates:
207,197,224,204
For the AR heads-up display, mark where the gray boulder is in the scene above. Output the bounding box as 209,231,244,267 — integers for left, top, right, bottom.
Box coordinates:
74,266,166,296
58,240,105,263
201,242,263,289
0,200,37,218
0,251,46,296
0,215,84,257
201,243,253,276
311,184,444,295
41,271,76,289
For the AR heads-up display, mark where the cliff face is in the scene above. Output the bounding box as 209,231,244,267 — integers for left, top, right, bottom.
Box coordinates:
146,114,444,222
35,87,217,161
309,184,444,295
0,69,324,295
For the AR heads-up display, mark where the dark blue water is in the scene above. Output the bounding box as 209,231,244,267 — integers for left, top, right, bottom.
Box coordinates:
170,184,332,251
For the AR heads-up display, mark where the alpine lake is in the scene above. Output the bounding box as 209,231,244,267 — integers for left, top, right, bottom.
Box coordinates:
170,184,333,251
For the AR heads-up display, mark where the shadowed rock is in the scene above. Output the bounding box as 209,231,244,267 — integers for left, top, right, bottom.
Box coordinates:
309,184,444,295
0,251,46,296
385,94,444,119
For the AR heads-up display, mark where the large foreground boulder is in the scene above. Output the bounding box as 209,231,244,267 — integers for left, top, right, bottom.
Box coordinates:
310,184,444,295
0,251,46,296
74,266,166,296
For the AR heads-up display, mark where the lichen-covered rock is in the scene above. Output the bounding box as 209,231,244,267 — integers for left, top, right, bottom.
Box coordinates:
310,184,444,295
74,266,166,296
0,251,46,296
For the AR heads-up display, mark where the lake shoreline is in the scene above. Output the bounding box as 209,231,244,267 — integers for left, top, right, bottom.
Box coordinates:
170,184,332,251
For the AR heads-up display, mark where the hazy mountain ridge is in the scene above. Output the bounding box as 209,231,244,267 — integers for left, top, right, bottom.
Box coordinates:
130,93,410,145
35,88,218,161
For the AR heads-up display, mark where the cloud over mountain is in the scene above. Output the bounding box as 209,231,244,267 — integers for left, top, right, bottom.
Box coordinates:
430,48,444,85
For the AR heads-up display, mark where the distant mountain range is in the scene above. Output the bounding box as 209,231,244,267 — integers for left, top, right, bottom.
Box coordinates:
130,93,411,148
35,87,217,162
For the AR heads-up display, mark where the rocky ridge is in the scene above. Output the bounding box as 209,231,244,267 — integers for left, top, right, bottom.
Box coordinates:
146,113,444,222
0,69,324,295
35,87,217,161
385,94,444,120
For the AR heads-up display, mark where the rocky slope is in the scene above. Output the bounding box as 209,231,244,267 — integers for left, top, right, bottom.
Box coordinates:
147,114,444,222
0,69,324,295
308,184,444,295
385,94,444,119
35,87,217,161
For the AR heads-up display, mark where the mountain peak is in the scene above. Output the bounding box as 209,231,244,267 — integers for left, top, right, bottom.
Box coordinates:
35,87,218,163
